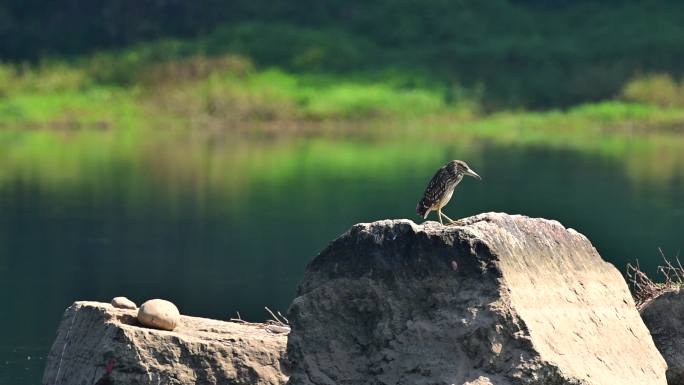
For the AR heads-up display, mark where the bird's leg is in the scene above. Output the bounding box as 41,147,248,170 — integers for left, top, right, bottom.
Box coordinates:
441,212,456,223
437,209,444,225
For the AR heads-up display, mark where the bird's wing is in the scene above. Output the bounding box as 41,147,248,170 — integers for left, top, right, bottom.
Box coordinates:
420,166,450,207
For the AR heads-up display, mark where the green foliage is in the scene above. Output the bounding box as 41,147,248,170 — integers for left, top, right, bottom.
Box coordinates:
146,67,449,122
4,50,684,130
206,23,374,73
0,62,141,128
3,1,684,108
3,46,684,197
622,74,684,108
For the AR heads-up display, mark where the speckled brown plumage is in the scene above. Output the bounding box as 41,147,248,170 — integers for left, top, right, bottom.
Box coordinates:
416,160,481,224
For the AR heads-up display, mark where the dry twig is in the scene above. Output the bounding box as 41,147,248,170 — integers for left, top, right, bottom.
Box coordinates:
265,306,289,326
227,307,291,334
627,249,683,310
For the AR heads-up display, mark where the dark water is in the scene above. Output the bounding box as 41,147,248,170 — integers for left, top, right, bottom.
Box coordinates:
1,134,683,384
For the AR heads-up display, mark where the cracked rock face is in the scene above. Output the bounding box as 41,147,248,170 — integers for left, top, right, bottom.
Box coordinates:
42,302,288,385
286,213,666,385
641,288,684,385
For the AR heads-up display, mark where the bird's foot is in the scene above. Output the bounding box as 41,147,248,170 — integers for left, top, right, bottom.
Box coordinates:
447,219,465,226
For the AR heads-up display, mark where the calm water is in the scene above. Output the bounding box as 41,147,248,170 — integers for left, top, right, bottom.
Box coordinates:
1,131,683,384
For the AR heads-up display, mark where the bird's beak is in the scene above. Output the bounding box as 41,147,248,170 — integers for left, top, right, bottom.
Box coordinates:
466,168,482,180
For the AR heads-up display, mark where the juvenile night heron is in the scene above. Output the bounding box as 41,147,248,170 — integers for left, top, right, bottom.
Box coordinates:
416,160,481,224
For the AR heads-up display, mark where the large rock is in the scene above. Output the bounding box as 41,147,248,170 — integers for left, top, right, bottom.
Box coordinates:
42,301,288,385
286,213,666,385
641,288,684,385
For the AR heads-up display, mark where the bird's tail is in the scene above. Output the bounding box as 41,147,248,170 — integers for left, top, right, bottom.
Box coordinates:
416,201,430,219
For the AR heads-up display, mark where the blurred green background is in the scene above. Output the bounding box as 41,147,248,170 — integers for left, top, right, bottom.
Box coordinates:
1,1,684,383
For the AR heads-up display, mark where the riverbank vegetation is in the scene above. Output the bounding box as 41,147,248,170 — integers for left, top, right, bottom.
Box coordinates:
4,0,684,134
2,0,684,192
4,1,684,108
3,49,684,132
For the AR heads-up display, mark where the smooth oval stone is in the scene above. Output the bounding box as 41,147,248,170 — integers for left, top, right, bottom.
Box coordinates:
137,299,180,331
111,296,137,310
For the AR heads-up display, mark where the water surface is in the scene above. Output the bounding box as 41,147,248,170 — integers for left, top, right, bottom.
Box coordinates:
1,129,683,384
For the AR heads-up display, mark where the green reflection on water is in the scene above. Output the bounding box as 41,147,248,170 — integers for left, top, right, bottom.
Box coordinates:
0,124,683,384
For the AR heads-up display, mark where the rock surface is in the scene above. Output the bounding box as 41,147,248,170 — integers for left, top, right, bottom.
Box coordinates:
137,298,180,330
42,301,288,385
286,213,667,385
641,288,684,385
111,296,137,309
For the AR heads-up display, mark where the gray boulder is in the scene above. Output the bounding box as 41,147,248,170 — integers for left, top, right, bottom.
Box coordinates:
286,213,666,385
42,301,288,385
641,288,684,385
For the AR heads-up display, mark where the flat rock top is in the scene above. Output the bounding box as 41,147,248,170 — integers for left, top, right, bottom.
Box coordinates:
43,301,289,385
303,212,601,287
341,212,612,276
350,212,580,240
73,301,288,344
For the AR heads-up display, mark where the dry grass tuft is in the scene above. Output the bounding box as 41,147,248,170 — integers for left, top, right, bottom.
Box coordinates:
229,307,290,334
627,249,683,310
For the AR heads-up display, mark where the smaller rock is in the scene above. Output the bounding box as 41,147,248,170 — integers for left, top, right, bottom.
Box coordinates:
137,299,180,331
640,287,684,385
110,296,137,310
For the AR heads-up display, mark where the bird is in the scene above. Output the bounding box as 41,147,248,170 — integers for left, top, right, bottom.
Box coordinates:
416,160,481,225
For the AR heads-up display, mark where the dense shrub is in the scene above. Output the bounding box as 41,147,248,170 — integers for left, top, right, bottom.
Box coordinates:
3,0,684,109
622,74,684,108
